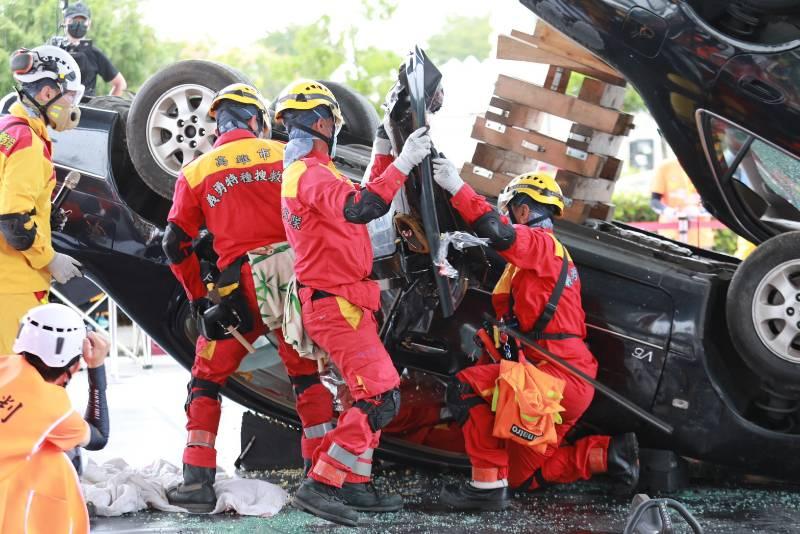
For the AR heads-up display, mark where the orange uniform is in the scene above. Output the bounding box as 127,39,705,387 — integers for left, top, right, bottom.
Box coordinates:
0,355,89,534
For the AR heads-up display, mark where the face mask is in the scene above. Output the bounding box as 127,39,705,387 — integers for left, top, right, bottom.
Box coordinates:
67,20,88,39
46,93,82,131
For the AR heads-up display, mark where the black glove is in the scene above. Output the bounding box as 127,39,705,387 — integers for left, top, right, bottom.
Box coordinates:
190,297,213,321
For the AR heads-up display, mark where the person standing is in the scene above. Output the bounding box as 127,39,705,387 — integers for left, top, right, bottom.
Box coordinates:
277,79,431,526
58,2,126,97
162,83,334,513
0,46,84,354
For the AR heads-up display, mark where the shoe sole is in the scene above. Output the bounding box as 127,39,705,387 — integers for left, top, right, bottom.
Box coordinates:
350,503,404,513
293,494,359,527
174,502,215,514
440,494,511,512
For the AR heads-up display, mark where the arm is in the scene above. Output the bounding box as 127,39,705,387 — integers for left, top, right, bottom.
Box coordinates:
79,332,109,450
95,49,125,96
162,176,207,301
0,134,55,269
109,73,127,97
343,126,431,223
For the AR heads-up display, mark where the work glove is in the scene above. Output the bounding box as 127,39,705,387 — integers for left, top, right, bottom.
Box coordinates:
373,124,392,157
189,297,213,321
432,157,465,195
47,252,83,284
393,126,433,175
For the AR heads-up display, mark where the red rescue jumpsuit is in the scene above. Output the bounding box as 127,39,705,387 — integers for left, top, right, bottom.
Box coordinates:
449,183,609,490
281,150,404,487
167,130,333,468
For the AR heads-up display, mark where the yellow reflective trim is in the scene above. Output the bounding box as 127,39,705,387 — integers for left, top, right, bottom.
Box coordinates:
335,296,363,330
521,413,540,423
199,340,216,360
325,161,351,184
281,160,307,199
491,385,499,413
492,263,519,296
217,282,239,298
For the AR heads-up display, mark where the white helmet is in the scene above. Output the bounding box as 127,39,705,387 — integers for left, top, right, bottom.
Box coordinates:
10,45,84,131
13,304,86,367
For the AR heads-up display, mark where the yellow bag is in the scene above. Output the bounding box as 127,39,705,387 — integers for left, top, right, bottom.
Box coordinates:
491,359,566,454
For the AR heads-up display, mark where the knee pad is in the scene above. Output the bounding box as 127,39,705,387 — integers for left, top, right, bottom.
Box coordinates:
445,378,485,425
184,377,222,413
354,388,401,432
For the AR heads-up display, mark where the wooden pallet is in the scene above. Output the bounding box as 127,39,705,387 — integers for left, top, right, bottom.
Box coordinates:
461,21,634,223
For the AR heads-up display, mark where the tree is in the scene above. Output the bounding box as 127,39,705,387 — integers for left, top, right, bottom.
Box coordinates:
426,15,492,65
0,0,178,95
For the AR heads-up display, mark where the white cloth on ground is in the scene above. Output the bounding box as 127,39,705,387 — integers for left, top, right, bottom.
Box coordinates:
80,458,288,517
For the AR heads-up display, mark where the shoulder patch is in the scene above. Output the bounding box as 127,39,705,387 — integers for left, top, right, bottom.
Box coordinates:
0,121,33,155
281,160,308,199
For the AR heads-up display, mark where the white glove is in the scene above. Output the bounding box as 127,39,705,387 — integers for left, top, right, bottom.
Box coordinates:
47,252,83,284
393,127,432,175
432,157,465,195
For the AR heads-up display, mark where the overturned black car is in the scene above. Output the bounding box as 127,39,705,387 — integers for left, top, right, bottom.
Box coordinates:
25,0,800,482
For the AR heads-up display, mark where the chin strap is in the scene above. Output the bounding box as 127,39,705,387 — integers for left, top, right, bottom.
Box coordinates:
16,86,64,130
285,120,334,155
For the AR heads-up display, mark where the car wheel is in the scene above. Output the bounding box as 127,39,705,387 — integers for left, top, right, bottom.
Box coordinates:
738,0,800,14
270,80,379,146
126,60,252,200
727,231,800,391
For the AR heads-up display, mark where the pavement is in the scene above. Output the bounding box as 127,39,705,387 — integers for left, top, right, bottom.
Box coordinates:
68,353,800,533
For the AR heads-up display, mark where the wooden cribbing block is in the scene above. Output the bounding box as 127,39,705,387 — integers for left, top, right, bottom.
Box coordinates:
544,65,571,94
496,34,625,87
471,116,607,177
567,124,625,159
486,97,543,131
460,163,515,197
530,23,622,80
589,202,615,221
561,200,594,224
494,75,634,135
555,170,615,203
473,143,538,177
578,77,627,110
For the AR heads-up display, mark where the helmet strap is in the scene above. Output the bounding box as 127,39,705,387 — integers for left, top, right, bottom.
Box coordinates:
287,120,335,155
17,86,66,129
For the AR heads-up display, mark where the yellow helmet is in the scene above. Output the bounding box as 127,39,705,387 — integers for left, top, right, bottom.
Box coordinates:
208,83,268,118
274,79,344,132
498,172,567,216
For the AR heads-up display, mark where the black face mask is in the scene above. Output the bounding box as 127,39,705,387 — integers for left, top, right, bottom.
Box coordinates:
67,21,88,39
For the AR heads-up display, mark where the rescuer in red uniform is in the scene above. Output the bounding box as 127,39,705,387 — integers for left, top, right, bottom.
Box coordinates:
161,84,334,513
431,160,640,511
276,79,432,526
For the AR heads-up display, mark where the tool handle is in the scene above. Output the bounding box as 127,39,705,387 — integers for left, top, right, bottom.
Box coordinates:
227,326,256,354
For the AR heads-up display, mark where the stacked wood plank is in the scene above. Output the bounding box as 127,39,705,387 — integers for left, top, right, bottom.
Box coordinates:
461,22,635,223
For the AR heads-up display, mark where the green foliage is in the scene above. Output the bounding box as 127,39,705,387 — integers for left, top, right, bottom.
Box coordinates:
611,192,658,223
713,228,738,254
0,0,178,95
426,15,492,64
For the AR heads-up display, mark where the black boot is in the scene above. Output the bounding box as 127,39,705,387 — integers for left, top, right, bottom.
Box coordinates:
293,478,360,527
167,464,217,514
339,481,403,512
440,482,511,511
607,432,640,494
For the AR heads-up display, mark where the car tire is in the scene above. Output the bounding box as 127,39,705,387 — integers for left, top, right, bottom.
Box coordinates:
739,0,800,14
270,80,379,146
726,231,800,391
126,60,252,200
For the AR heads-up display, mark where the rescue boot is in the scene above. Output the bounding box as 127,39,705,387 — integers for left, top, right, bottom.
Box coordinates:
293,478,360,527
339,481,404,512
166,464,217,514
607,432,640,494
439,482,511,512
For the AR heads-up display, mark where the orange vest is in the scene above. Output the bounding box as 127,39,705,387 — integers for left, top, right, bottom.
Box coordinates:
489,359,565,454
0,355,89,534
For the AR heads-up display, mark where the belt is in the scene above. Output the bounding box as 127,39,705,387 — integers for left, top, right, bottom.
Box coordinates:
298,283,335,302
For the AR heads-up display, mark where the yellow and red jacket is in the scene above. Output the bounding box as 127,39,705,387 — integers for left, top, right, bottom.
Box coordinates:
449,183,594,368
280,150,401,311
0,103,56,294
167,130,286,301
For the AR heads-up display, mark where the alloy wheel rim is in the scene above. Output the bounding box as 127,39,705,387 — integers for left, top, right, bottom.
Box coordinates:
752,259,800,365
